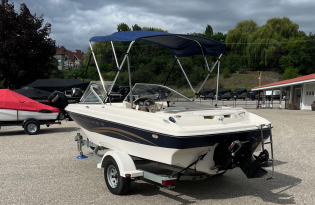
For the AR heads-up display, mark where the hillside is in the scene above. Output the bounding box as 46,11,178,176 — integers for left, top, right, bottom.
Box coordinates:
176,71,280,97
198,71,280,90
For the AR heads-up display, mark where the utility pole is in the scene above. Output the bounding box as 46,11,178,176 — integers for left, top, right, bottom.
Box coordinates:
257,71,262,108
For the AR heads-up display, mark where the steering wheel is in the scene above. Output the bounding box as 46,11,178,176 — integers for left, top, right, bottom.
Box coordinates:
133,97,158,113
144,99,158,113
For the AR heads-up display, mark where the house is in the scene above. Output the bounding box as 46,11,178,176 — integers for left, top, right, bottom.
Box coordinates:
54,46,83,70
252,73,315,110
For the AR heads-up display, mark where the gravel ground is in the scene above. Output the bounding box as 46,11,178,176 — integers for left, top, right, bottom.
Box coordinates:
0,109,314,205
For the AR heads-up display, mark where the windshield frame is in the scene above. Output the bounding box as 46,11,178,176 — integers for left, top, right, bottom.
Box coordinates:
123,83,192,102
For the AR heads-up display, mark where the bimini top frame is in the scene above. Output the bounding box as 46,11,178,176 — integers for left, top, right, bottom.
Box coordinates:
88,31,226,105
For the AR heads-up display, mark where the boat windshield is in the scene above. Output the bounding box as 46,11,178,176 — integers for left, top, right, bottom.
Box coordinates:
124,84,216,110
124,84,191,102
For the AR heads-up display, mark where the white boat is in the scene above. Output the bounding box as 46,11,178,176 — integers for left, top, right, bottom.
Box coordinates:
65,31,274,194
0,89,60,134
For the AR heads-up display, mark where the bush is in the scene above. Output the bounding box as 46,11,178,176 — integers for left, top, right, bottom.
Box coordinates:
222,68,231,78
279,67,299,81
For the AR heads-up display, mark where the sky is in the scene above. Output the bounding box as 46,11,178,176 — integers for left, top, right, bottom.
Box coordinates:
10,0,315,53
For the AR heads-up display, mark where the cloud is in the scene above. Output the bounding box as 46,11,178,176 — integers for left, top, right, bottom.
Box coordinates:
12,0,315,52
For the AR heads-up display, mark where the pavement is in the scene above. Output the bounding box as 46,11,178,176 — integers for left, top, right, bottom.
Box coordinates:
0,109,314,204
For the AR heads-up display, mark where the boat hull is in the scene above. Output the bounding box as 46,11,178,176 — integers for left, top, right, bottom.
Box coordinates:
81,127,218,174
68,111,270,174
0,109,59,122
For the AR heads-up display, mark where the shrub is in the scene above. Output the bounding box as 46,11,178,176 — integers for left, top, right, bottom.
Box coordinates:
222,68,231,78
279,67,299,81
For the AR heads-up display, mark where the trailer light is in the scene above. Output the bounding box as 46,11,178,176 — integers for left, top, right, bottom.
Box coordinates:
162,179,177,186
230,141,235,149
125,174,131,178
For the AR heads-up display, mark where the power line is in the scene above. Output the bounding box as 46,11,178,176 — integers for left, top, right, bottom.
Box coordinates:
50,33,79,50
51,32,82,49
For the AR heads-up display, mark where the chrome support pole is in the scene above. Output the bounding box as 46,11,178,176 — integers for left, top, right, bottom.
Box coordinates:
260,125,265,151
127,54,133,109
118,41,135,70
111,41,120,70
89,41,107,95
197,54,223,94
105,41,135,102
267,124,275,179
279,87,283,109
215,60,220,105
176,56,196,94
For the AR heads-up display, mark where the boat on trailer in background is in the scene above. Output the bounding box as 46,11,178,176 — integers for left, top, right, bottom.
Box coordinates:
65,31,275,195
0,89,62,135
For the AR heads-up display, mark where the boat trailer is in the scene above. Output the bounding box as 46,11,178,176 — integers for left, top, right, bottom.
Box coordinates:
0,118,62,135
74,124,274,195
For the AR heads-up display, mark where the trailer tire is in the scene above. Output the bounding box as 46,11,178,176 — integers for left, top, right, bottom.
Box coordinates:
24,120,40,135
104,157,131,195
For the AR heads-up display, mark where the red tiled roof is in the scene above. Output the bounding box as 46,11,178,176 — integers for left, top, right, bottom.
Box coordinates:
252,73,315,90
56,46,66,55
75,49,83,60
56,46,83,61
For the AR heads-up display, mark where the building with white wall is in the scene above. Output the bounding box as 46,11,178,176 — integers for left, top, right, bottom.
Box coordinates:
54,46,83,70
252,73,315,110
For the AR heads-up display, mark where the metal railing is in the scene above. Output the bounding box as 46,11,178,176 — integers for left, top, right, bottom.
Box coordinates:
196,96,289,109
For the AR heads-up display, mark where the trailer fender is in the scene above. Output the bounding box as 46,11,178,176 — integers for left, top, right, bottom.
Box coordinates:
98,150,143,178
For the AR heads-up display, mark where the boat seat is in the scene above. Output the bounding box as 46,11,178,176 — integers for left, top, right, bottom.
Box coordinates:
39,109,52,113
163,107,187,111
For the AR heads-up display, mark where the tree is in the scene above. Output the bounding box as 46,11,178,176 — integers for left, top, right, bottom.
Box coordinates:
246,24,279,67
205,25,213,38
0,3,56,89
142,26,168,32
279,36,307,73
212,32,226,43
246,17,302,68
279,67,299,80
303,32,315,74
132,24,141,31
226,20,258,66
226,20,258,51
266,17,300,39
117,22,131,32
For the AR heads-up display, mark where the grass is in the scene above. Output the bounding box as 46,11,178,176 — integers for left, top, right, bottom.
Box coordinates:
176,88,196,98
175,71,280,96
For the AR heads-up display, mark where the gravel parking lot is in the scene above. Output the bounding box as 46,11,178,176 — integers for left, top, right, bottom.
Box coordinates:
0,109,314,204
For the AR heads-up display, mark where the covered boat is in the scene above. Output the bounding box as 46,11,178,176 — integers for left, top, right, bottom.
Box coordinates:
0,89,60,122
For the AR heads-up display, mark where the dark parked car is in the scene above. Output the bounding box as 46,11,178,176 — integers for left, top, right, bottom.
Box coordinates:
232,88,248,100
198,88,215,100
218,88,232,100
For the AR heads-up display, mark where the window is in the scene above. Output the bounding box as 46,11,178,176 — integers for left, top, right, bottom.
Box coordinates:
80,85,104,103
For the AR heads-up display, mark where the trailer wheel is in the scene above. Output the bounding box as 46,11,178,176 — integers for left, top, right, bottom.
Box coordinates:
104,157,131,195
24,120,40,135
